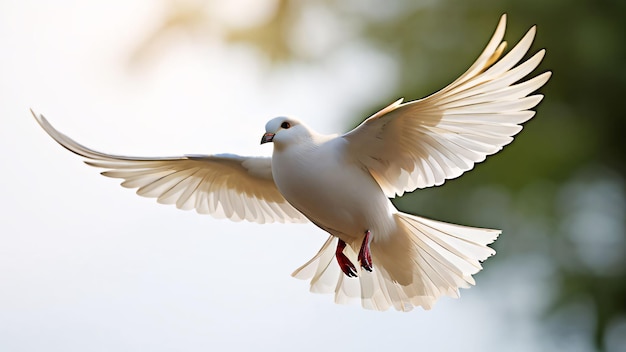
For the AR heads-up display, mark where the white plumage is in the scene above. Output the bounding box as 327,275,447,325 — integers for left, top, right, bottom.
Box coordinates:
32,14,550,311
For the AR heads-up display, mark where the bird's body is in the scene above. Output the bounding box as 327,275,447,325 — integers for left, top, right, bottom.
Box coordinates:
269,129,395,244
31,15,551,311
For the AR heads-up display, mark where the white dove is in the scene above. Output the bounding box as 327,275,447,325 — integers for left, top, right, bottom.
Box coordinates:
32,14,550,311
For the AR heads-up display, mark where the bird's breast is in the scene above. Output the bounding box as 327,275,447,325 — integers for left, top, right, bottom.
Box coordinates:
271,142,396,241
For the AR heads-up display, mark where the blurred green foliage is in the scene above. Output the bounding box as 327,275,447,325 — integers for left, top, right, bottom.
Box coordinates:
139,0,625,350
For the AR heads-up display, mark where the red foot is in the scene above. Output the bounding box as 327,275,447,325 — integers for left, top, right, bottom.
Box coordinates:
335,239,357,277
358,230,373,272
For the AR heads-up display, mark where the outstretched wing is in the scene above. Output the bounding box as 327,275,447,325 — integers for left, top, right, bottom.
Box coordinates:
32,111,307,224
343,14,551,197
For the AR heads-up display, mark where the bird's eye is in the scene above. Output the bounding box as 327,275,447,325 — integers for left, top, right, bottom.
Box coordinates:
281,122,291,129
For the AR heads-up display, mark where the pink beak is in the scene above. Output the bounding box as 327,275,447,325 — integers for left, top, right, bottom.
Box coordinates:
261,132,275,144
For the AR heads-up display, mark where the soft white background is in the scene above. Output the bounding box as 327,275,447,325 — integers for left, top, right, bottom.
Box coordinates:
0,1,547,351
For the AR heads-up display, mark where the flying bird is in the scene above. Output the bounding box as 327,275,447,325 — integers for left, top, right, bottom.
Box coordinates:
32,14,550,311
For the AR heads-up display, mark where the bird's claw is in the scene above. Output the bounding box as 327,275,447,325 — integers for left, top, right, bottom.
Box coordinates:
337,253,358,277
358,230,373,272
336,239,358,277
335,231,374,277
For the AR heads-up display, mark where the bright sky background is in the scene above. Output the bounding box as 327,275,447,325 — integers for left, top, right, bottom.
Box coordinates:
0,1,551,351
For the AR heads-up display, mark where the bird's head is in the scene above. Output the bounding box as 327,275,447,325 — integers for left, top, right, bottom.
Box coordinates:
261,117,311,148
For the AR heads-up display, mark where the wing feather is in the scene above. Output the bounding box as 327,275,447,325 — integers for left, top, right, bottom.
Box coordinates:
343,14,551,197
32,111,307,224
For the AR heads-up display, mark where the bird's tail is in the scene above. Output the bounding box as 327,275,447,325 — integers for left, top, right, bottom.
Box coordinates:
291,212,500,311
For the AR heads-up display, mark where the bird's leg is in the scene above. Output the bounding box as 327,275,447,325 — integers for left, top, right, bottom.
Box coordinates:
335,239,357,278
358,230,373,272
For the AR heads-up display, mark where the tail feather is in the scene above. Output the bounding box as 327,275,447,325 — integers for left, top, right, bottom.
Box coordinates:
292,212,500,311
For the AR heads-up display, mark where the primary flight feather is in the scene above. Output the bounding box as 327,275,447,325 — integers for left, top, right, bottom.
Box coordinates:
32,14,550,311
